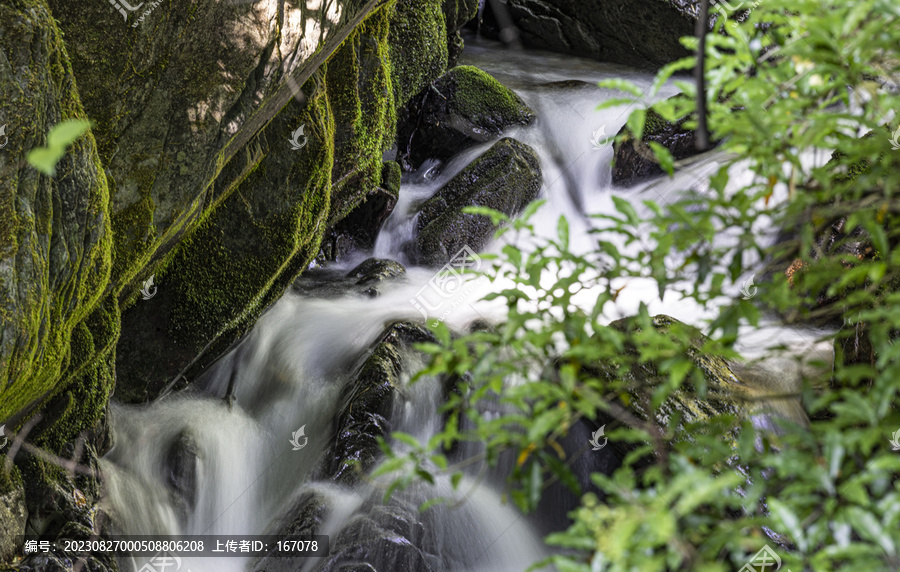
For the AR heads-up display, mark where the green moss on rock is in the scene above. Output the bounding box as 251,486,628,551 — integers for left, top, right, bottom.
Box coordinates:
0,0,113,423
397,65,535,169
114,0,458,401
389,0,449,109
327,5,399,225
449,65,534,129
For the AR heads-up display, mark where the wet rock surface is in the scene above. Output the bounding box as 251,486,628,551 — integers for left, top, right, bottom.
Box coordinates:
397,66,535,171
291,258,409,300
477,0,700,69
611,104,701,186
407,137,543,267
320,161,403,261
252,491,331,572
254,321,436,572
314,500,438,572
165,430,202,518
328,322,435,486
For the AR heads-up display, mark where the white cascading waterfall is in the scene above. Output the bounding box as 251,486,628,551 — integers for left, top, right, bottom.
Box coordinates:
100,37,833,572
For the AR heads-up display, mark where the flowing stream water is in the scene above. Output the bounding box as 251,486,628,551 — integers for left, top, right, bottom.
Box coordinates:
100,38,833,572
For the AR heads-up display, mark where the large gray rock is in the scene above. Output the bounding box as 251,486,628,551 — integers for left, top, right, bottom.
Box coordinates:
106,0,459,403
408,137,542,267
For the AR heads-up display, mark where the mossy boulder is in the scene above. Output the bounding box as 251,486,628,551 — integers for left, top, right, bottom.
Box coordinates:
0,0,112,424
598,315,808,440
44,0,390,293
0,4,120,561
442,0,480,34
113,74,335,402
113,0,455,402
479,0,700,69
397,65,535,170
408,138,542,267
389,0,450,114
611,102,701,186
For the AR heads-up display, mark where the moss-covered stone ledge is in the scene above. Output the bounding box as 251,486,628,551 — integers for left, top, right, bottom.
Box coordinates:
113,0,465,402
0,0,112,425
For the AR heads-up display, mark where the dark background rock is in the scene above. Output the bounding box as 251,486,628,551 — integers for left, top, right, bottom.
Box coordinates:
474,0,701,69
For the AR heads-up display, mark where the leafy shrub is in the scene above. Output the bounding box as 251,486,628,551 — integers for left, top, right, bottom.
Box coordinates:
379,1,900,570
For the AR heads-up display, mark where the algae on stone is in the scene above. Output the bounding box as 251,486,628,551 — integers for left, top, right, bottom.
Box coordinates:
0,0,112,424
397,65,535,170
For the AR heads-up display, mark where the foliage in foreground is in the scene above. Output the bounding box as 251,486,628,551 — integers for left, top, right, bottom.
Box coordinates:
378,1,900,570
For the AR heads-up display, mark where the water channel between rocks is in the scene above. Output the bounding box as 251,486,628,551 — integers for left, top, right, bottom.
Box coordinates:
101,38,832,572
